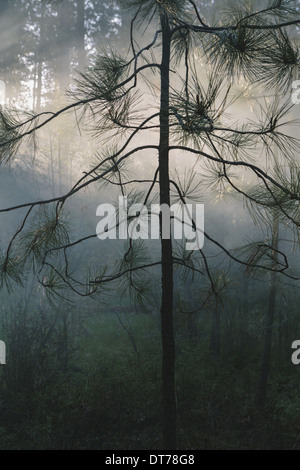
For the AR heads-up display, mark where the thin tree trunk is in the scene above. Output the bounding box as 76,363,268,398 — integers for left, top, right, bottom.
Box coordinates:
32,60,37,110
58,137,62,193
256,216,279,408
239,277,249,352
76,0,86,71
278,307,282,362
186,274,197,341
62,311,69,373
36,2,46,112
210,299,220,355
55,1,72,92
49,135,55,197
36,59,43,112
159,13,176,450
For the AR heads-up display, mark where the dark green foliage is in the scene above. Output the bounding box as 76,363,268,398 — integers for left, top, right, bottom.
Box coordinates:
260,30,300,93
0,290,299,450
118,0,190,24
204,24,268,81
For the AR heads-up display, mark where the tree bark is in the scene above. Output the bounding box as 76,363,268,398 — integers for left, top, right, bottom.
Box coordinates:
159,13,177,450
210,299,220,356
256,216,279,408
55,1,72,92
76,0,86,71
32,2,45,112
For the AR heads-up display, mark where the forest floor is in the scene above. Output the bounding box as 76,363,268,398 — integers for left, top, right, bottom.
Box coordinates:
0,311,300,450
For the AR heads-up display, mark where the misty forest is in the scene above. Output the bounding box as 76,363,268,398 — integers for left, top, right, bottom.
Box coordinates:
0,0,299,450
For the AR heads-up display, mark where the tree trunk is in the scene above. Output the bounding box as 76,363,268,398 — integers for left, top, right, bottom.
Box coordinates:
278,307,282,362
55,1,72,92
256,216,279,408
76,0,86,71
239,276,249,352
35,2,46,112
210,299,220,355
36,55,43,112
159,13,176,450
